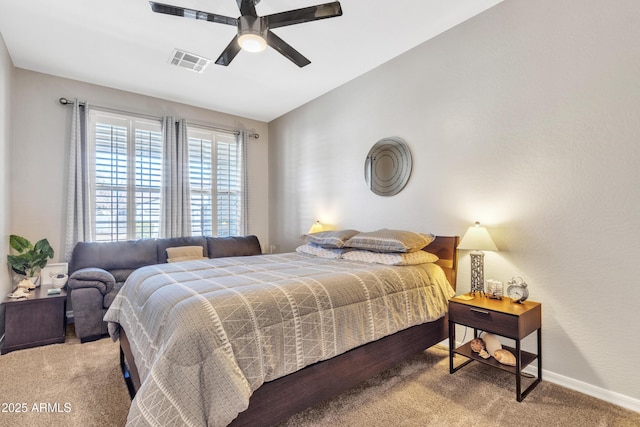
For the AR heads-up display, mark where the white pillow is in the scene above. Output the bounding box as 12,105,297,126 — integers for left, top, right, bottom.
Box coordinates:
342,250,438,266
296,244,346,259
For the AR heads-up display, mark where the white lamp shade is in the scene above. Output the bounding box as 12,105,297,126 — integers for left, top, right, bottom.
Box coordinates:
458,222,498,251
308,221,324,234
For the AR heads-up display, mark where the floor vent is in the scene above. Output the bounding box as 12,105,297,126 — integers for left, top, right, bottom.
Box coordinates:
169,49,210,73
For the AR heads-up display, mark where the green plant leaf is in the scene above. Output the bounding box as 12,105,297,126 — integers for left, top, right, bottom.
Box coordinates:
7,254,27,275
34,239,54,259
9,235,32,253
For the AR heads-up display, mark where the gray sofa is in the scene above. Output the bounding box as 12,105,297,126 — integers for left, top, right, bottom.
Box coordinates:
67,235,262,342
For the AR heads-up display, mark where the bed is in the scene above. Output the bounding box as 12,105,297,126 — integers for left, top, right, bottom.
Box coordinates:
106,234,458,427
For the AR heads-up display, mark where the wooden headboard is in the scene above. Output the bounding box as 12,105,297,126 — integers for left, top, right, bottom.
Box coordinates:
424,235,459,291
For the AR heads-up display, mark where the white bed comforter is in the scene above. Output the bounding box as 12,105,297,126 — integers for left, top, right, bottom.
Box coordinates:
104,253,454,427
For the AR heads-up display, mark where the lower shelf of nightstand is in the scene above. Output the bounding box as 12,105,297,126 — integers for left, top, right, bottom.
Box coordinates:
452,341,538,375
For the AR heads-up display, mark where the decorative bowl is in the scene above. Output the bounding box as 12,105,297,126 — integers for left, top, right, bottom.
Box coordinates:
51,273,68,289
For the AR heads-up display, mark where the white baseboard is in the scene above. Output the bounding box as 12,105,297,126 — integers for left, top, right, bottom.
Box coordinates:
445,339,640,414
66,310,74,322
523,366,640,414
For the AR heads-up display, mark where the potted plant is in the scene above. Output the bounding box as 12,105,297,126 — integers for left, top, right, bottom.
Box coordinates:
7,234,54,285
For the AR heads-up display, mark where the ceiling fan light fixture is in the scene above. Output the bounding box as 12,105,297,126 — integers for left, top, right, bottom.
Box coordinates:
150,1,343,66
238,33,267,52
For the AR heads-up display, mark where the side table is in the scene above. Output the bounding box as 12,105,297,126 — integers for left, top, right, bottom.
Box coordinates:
449,294,542,401
2,285,67,354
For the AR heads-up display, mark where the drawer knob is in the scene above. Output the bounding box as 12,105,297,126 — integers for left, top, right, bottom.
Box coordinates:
470,308,490,315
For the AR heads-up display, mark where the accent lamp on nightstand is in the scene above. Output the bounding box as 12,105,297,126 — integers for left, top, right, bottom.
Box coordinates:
458,221,498,295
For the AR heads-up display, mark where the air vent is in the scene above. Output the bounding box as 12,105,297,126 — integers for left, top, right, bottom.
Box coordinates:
169,49,210,73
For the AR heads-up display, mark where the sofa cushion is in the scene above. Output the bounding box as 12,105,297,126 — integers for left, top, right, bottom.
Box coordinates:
110,269,136,284
69,239,159,275
207,235,262,258
103,282,125,308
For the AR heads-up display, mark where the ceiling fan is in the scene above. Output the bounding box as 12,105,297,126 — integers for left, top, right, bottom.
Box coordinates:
149,0,343,67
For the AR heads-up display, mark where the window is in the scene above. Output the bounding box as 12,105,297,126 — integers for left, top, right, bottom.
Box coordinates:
90,111,244,242
188,127,243,237
91,111,163,241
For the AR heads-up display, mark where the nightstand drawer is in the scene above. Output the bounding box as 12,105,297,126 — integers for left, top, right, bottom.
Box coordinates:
449,301,517,337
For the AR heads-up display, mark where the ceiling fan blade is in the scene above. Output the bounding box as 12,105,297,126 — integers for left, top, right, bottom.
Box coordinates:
266,1,342,29
149,2,237,26
266,30,311,68
237,0,258,17
215,35,242,66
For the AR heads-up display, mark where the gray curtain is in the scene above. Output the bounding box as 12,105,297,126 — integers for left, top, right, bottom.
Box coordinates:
160,117,192,237
64,100,93,261
239,130,249,235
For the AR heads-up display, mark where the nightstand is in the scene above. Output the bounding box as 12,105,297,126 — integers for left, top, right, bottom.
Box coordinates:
448,294,542,401
2,285,67,354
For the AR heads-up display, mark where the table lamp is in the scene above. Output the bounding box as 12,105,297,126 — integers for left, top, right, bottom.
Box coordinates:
458,221,498,295
308,221,324,234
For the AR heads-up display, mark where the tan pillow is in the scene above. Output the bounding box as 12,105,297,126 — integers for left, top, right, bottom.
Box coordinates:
166,246,207,263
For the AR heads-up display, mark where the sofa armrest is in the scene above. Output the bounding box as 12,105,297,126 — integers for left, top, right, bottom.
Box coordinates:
68,267,116,295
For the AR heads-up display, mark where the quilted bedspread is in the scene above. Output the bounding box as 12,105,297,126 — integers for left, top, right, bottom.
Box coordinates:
104,252,454,427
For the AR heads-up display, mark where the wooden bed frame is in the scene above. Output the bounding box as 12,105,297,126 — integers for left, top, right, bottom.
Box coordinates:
119,235,459,426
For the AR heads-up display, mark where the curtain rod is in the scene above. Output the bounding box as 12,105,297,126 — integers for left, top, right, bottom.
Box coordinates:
58,97,259,139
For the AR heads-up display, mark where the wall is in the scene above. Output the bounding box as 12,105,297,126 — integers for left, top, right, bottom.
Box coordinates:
269,0,640,409
11,70,270,264
0,34,13,337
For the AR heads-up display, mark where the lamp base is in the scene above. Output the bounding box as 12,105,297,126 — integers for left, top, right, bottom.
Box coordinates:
469,252,485,296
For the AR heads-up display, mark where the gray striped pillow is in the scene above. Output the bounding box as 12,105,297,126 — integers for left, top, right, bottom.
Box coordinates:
344,229,435,253
304,229,360,248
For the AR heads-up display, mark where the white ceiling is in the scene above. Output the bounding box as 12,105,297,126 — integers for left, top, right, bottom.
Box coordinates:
0,0,502,122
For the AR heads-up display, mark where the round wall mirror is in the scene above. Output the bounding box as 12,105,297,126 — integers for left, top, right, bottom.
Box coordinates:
364,137,412,196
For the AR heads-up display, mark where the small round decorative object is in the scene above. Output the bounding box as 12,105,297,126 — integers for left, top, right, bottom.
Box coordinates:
470,338,485,353
51,273,68,289
494,349,516,366
507,276,529,303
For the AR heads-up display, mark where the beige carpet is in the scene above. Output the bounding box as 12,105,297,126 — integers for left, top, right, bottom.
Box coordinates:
280,347,640,427
1,326,638,427
0,326,129,427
